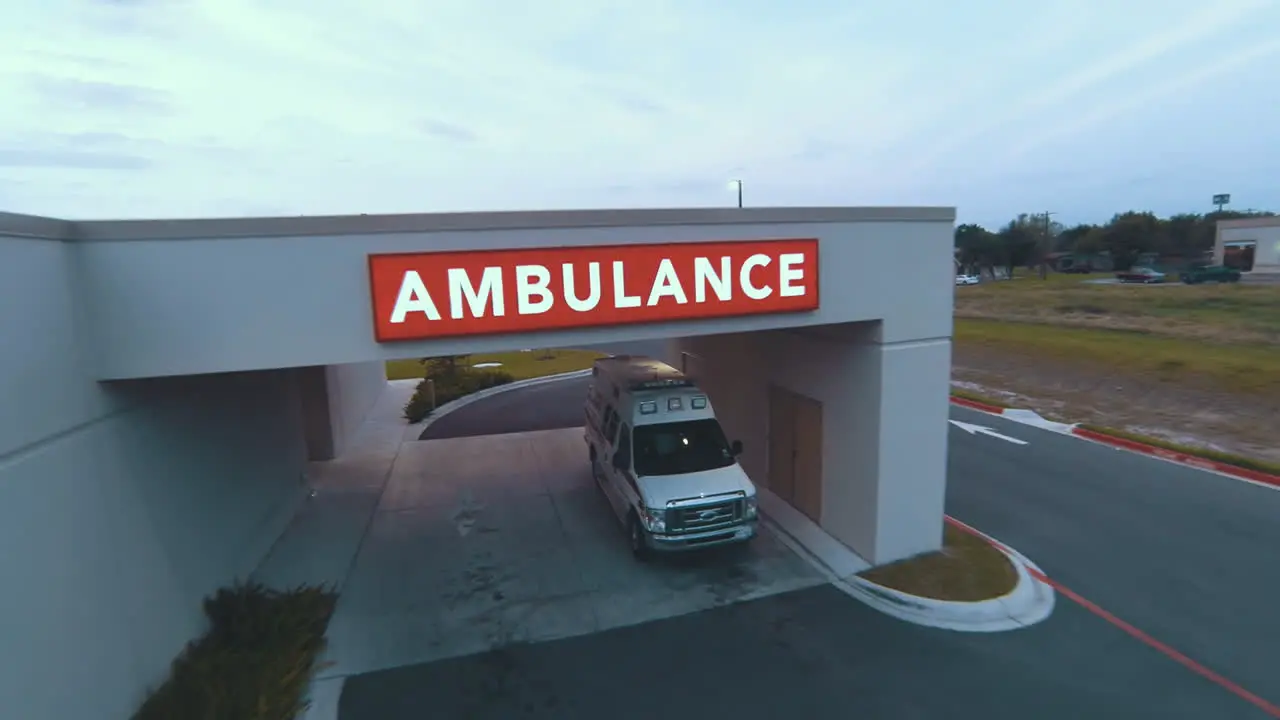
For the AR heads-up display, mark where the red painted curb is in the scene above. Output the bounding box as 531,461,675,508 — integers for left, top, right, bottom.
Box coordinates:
948,396,1006,414
1071,427,1280,488
949,394,1280,487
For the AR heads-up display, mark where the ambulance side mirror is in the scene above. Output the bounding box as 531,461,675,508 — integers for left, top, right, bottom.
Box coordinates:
730,440,744,457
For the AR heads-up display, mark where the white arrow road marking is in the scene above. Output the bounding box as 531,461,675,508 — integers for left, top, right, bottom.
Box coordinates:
949,419,1029,445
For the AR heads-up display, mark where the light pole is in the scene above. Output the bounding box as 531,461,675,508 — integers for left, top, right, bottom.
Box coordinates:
728,179,743,208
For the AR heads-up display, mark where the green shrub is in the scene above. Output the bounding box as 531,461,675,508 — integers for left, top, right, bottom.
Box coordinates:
403,382,435,423
403,368,516,423
133,581,337,720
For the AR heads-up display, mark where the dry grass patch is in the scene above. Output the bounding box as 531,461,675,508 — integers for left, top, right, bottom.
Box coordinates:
950,387,1009,409
955,275,1280,345
1079,423,1280,476
857,524,1018,602
954,319,1280,396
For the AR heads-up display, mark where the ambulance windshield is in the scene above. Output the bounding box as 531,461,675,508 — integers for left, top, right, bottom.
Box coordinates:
632,418,735,476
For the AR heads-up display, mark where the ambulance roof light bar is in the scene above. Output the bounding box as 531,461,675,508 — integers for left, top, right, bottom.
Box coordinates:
630,377,694,391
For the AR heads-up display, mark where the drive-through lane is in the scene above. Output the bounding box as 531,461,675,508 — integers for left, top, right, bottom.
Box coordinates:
387,372,1280,718
946,405,1280,708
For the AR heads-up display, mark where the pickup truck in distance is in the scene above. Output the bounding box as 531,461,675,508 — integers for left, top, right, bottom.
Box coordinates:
1180,265,1241,284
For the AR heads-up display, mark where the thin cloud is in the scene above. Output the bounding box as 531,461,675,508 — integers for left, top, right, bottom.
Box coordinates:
897,0,1272,176
27,76,172,113
609,93,665,115
998,37,1280,163
0,148,153,170
418,119,478,143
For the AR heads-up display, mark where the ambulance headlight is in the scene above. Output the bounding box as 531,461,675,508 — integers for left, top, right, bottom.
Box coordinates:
744,494,758,519
641,506,667,533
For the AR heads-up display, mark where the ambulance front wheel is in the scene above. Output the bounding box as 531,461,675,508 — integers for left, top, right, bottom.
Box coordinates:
628,514,651,561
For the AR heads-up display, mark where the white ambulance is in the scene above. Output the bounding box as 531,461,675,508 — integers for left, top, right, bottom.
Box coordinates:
584,355,758,559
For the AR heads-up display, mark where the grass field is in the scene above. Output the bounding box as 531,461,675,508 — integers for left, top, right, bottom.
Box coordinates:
955,274,1280,345
954,318,1280,395
952,271,1280,463
386,348,607,381
954,273,1280,394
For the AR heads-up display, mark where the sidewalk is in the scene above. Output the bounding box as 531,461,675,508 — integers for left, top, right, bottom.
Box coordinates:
252,380,416,591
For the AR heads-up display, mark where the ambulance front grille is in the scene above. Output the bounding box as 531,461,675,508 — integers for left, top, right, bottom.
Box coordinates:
666,498,743,533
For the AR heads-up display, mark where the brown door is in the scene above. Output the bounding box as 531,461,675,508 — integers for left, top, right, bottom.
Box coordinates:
791,394,824,523
767,385,795,502
768,385,823,523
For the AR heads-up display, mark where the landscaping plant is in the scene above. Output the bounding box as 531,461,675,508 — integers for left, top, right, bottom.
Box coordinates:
403,358,515,423
133,581,337,720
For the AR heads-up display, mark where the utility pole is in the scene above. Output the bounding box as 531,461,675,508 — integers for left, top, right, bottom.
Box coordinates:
1039,211,1056,280
729,179,743,208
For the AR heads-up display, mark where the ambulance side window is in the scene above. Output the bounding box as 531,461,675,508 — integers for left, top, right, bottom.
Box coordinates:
615,424,632,469
603,407,620,446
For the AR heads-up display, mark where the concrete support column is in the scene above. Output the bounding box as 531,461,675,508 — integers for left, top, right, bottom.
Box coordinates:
868,338,951,563
296,362,387,462
297,366,335,461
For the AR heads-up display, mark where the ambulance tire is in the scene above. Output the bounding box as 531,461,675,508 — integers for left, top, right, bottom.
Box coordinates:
627,513,651,561
588,447,599,481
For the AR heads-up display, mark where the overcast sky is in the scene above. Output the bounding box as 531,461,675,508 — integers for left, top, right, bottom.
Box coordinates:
2,0,1278,227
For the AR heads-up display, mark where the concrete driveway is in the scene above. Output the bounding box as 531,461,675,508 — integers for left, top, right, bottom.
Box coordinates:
325,375,1280,720
318,425,824,679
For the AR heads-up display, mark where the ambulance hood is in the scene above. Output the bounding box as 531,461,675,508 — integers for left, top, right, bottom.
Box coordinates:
636,463,755,506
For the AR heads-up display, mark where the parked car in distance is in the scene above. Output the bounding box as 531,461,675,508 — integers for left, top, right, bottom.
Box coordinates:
955,274,980,286
1180,264,1241,284
1115,267,1166,284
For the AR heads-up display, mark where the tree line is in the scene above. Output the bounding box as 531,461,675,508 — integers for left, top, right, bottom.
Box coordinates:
954,209,1274,275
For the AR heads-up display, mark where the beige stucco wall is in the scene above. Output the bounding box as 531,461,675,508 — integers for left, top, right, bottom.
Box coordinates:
670,323,950,565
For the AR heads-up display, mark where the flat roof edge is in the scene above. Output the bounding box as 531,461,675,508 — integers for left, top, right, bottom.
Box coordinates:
0,212,75,240
1217,216,1280,230
55,206,956,241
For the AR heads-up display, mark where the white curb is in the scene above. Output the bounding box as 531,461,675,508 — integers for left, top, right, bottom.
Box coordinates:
401,368,593,441
760,486,1054,633
836,538,1055,633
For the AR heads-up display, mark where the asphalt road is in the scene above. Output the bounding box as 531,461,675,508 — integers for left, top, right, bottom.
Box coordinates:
388,374,1280,719
420,339,665,441
419,375,592,440
945,406,1280,707
340,582,1254,720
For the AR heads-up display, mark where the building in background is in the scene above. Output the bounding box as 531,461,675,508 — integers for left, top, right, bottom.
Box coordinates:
1215,217,1280,274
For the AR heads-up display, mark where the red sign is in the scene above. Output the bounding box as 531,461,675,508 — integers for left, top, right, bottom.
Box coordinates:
367,238,819,342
